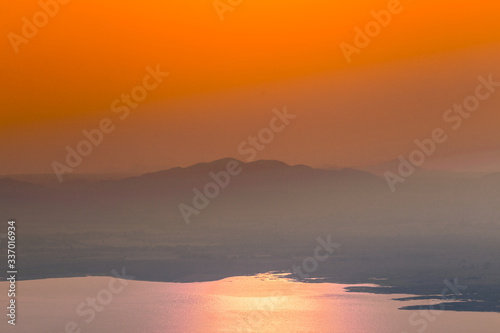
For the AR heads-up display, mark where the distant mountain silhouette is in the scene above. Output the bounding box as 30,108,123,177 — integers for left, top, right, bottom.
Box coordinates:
1,158,498,231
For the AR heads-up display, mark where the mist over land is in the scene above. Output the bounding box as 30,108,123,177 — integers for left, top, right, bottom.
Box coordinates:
1,158,499,312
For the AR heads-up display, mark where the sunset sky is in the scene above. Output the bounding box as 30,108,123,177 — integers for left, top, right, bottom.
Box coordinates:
2,0,500,174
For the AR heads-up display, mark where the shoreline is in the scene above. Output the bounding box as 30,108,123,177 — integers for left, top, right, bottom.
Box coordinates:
4,270,500,314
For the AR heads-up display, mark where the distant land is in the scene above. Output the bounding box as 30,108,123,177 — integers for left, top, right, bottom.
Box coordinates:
1,158,499,313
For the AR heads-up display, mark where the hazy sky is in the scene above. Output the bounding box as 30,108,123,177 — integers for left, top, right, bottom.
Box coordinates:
2,0,500,174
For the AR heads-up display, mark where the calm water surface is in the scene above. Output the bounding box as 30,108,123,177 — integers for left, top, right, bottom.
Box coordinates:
2,273,499,332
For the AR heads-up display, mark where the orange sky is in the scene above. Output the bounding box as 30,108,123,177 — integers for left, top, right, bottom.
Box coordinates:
1,0,500,174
